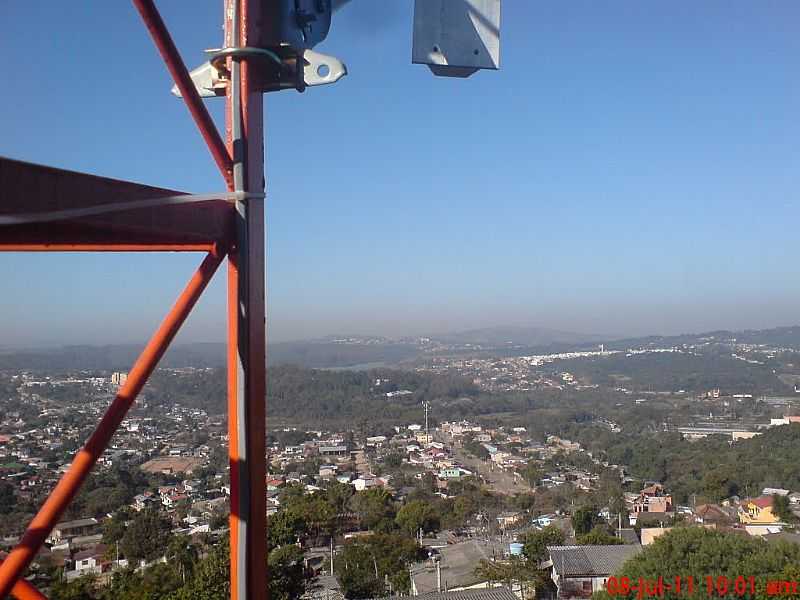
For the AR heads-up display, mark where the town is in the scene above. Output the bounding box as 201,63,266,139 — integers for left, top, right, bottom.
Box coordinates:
3,358,800,599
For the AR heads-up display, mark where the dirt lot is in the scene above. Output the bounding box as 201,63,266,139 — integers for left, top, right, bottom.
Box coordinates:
140,456,203,475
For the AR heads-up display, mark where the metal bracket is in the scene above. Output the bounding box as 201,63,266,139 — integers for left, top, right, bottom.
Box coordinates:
302,50,347,87
171,61,226,98
172,48,346,97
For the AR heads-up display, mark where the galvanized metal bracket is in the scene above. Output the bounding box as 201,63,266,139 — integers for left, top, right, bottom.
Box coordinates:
301,50,347,88
173,48,346,97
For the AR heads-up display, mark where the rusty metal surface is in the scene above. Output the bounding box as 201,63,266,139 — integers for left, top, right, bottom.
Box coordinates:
0,157,234,247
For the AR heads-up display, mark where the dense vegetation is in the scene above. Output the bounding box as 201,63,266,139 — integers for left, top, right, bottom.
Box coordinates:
0,339,419,371
559,347,792,394
596,527,800,600
566,423,800,504
145,365,480,426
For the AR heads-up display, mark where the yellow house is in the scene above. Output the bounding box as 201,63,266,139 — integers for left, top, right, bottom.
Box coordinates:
739,497,780,524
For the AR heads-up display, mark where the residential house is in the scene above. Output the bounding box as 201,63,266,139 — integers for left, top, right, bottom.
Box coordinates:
739,497,780,525
353,475,378,491
366,436,387,448
640,527,673,546
133,491,157,511
632,484,672,515
163,493,188,508
319,445,348,457
495,512,523,530
548,545,643,599
439,468,468,480
47,518,100,544
65,545,109,581
319,465,338,480
266,476,285,491
762,488,790,497
693,504,735,527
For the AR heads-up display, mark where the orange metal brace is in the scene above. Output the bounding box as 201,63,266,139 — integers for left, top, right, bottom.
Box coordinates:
0,0,268,596
132,0,234,187
0,244,219,253
0,249,225,597
0,560,46,600
11,581,47,600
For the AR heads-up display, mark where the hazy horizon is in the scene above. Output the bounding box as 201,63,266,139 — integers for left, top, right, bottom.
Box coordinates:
4,317,800,351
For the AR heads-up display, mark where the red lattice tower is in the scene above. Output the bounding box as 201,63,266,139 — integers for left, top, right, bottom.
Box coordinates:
0,1,267,598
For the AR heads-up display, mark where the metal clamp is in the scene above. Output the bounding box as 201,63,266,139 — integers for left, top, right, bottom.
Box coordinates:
173,48,346,97
207,46,283,72
302,50,347,87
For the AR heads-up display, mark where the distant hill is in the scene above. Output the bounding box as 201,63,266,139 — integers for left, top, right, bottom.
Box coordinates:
0,344,221,371
604,325,800,351
432,325,604,347
0,340,419,371
4,324,800,371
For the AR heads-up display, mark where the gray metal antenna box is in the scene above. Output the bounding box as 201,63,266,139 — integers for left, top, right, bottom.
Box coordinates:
412,0,501,78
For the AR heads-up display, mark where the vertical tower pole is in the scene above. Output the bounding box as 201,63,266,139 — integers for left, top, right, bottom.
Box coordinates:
225,0,267,598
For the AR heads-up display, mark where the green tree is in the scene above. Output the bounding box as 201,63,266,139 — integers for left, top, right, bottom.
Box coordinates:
171,541,230,600
576,526,623,546
167,534,199,585
0,482,15,514
395,500,440,536
366,533,424,593
451,495,476,527
268,544,311,600
350,488,396,532
594,527,800,600
334,542,385,599
520,462,543,487
326,481,355,514
120,508,172,563
474,556,539,598
102,508,131,545
571,505,602,536
384,453,403,469
522,525,565,564
51,574,100,600
268,509,306,549
773,493,794,522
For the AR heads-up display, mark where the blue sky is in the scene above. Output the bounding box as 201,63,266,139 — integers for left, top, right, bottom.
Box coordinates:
2,1,800,346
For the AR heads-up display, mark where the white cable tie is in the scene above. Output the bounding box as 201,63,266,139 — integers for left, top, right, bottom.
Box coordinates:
0,191,264,226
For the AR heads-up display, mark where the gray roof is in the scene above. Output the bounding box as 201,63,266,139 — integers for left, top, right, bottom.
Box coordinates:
617,529,640,545
378,588,517,600
411,540,507,594
548,544,642,577
54,518,98,531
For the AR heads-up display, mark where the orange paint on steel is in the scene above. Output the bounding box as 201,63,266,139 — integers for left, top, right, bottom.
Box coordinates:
131,0,234,187
0,561,47,600
11,581,47,600
0,243,219,252
0,250,225,598
222,4,241,596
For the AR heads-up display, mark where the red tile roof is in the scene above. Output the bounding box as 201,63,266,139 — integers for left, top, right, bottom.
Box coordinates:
748,496,774,509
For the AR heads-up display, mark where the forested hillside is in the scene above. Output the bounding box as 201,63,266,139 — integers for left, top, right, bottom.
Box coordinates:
566,423,800,503
144,366,480,426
